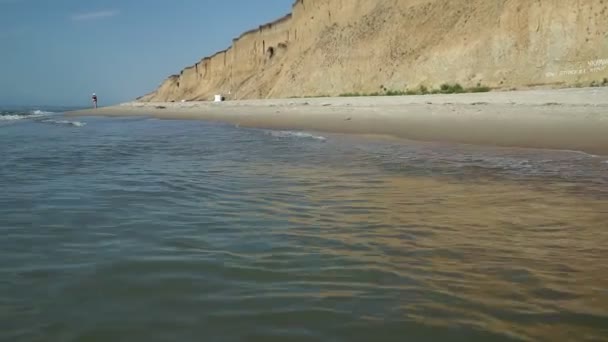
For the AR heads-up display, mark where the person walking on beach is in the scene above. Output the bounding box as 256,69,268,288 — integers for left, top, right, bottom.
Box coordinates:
92,93,98,109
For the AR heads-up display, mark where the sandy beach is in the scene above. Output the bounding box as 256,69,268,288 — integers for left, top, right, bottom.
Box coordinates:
68,87,608,155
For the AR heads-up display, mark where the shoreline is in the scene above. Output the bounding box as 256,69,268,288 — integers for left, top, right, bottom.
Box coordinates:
67,88,608,155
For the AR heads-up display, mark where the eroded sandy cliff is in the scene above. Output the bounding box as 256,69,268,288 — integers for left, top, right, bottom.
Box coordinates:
140,0,608,101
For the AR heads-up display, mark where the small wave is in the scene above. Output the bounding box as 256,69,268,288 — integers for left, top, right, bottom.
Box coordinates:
0,109,84,127
0,110,54,121
0,114,29,121
40,119,86,127
560,149,598,158
30,110,55,115
267,130,326,141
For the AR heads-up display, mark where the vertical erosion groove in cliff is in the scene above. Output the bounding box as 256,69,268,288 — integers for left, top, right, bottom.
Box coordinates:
140,0,608,102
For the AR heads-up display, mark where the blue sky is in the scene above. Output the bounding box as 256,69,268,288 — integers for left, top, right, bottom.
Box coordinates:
0,0,293,106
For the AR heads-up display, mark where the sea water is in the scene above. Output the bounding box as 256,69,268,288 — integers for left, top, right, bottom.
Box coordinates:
1,109,607,341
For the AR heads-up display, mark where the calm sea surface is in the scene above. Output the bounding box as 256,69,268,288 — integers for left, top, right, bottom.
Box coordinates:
1,109,607,341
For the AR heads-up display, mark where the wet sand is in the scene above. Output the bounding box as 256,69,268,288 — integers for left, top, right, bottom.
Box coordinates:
67,87,608,155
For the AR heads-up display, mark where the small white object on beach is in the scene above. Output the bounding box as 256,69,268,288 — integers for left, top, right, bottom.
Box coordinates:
214,94,224,102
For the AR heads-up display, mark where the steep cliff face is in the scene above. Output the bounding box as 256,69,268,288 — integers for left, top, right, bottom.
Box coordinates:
140,0,608,102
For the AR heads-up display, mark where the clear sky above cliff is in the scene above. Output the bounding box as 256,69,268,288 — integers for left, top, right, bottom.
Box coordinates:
0,0,293,106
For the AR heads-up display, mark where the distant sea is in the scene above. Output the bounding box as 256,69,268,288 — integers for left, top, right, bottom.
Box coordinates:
1,107,607,341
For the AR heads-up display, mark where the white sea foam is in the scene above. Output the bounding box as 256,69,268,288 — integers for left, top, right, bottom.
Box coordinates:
267,130,326,141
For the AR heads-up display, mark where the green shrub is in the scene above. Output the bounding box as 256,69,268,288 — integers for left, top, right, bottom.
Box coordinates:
468,85,491,93
385,89,407,96
452,83,465,93
438,83,464,94
336,82,492,97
